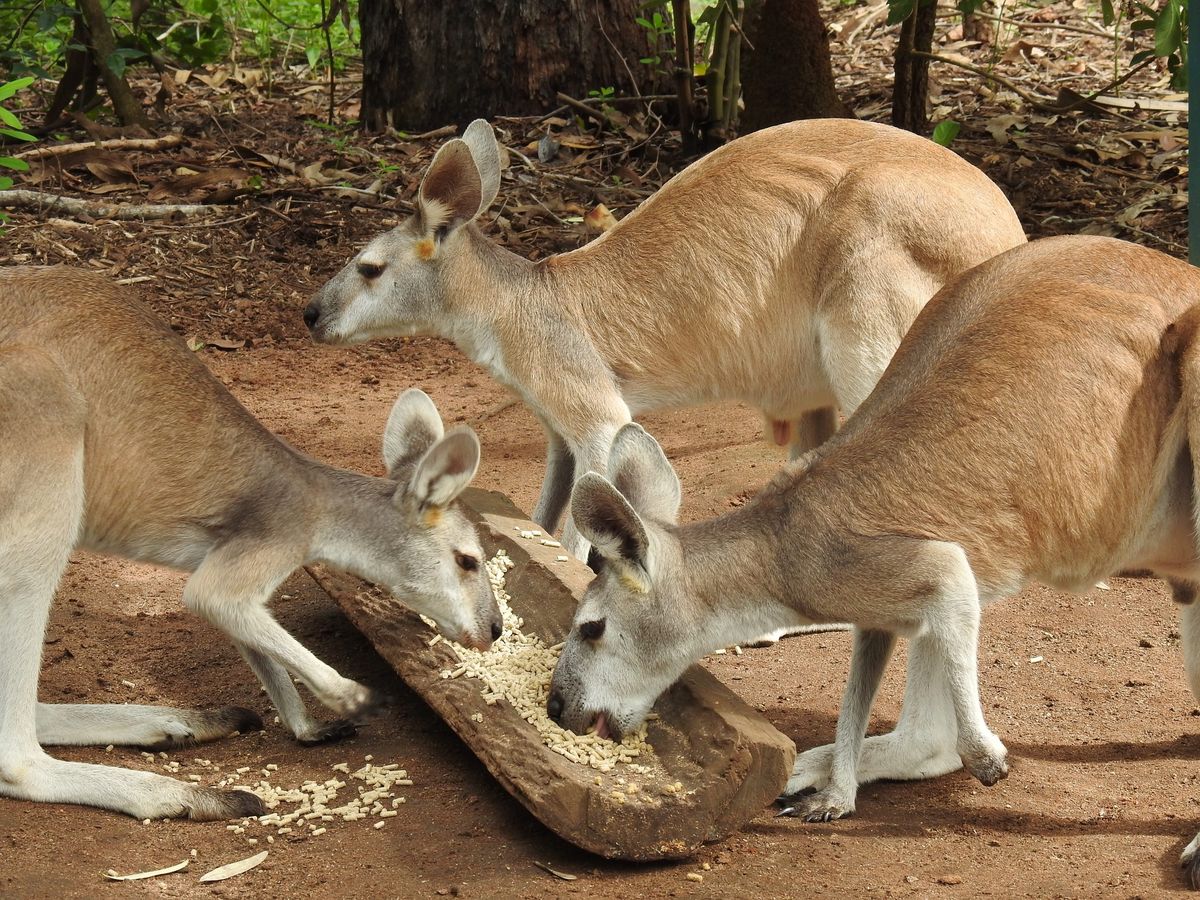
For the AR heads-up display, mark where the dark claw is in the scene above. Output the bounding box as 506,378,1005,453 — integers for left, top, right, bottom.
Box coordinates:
775,806,797,818
298,718,358,746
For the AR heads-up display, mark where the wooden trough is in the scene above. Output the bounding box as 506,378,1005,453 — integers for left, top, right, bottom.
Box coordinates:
308,487,795,861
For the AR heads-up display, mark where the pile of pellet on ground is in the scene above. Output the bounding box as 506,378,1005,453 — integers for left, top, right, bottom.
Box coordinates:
428,549,659,779
216,756,411,842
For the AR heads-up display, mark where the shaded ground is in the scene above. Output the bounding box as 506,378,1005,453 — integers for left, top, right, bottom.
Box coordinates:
2,3,1198,896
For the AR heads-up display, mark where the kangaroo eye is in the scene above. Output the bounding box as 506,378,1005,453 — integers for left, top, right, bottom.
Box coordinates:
579,618,606,641
454,552,479,572
357,261,386,280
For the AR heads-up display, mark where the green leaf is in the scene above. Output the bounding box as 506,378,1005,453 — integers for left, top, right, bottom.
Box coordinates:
1100,0,1116,26
1154,0,1181,57
106,50,127,77
0,157,30,172
0,107,21,128
305,46,322,69
931,119,961,146
0,177,13,191
887,0,915,25
0,127,36,142
0,77,35,101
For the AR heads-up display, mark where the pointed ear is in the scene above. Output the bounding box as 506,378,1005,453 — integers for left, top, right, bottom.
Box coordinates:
383,389,445,479
608,423,681,525
460,119,500,217
408,427,481,509
571,472,652,588
418,139,483,234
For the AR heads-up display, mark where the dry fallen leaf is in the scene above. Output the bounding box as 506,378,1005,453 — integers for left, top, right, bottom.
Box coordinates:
198,850,268,883
533,861,578,881
103,859,189,881
584,203,618,232
206,337,247,351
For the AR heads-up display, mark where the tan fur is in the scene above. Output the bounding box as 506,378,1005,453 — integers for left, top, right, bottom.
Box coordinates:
0,267,499,821
548,236,1200,886
305,118,1028,557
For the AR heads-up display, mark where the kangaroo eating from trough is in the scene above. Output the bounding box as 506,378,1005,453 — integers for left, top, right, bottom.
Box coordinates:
545,235,1200,889
303,117,1027,559
0,266,501,821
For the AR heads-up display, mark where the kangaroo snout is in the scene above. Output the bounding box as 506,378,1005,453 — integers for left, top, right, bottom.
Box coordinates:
303,299,322,332
546,689,564,723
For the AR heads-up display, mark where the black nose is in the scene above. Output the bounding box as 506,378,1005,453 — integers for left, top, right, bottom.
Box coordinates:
491,620,502,642
302,302,320,329
547,689,563,723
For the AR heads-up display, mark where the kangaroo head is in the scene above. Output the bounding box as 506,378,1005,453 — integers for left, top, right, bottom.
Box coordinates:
546,423,692,741
304,120,502,344
366,389,501,650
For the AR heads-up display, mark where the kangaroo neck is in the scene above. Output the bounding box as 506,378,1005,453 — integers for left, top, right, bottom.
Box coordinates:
676,477,844,648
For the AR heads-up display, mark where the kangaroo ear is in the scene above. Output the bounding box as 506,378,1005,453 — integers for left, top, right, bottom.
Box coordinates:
571,472,652,589
460,119,500,217
408,427,481,509
383,389,445,479
607,423,681,525
419,138,483,234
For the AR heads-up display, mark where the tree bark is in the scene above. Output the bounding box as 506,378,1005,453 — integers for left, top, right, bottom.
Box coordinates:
740,0,852,133
892,0,937,134
360,0,666,132
76,0,152,129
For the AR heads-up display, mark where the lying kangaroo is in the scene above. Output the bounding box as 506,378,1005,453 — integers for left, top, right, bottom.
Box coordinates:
0,266,501,822
303,117,1027,558
545,235,1200,889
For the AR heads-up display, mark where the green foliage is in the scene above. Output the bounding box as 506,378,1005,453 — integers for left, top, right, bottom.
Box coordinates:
930,119,960,147
0,0,360,80
637,0,673,68
0,76,36,229
1130,0,1188,89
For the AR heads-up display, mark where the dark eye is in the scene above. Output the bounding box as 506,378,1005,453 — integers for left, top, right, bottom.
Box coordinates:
455,552,479,572
357,260,386,280
579,618,606,641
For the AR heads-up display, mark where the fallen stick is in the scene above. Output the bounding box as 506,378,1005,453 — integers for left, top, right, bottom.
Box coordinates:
555,92,610,125
0,189,217,220
12,134,184,160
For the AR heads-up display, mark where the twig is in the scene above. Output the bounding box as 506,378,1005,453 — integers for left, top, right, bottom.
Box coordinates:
13,134,184,159
596,6,641,99
910,51,1154,113
0,189,218,220
555,92,608,125
935,6,1117,39
396,124,457,141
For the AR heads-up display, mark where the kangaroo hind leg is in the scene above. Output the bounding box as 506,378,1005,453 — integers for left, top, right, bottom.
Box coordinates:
0,351,259,819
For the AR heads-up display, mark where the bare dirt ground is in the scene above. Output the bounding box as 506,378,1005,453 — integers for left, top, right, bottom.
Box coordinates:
2,3,1198,896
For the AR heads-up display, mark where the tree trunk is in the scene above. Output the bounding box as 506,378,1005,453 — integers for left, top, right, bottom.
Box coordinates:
892,0,937,134
740,0,851,133
360,0,664,132
76,0,152,129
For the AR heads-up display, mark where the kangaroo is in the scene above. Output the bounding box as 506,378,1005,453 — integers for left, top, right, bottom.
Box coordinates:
0,266,501,822
544,235,1200,890
303,117,1027,559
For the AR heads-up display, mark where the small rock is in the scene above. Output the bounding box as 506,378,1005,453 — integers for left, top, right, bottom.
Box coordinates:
1139,638,1154,648
904,875,918,884
937,874,963,885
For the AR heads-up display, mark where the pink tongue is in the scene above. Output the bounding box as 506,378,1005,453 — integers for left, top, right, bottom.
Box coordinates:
593,713,612,740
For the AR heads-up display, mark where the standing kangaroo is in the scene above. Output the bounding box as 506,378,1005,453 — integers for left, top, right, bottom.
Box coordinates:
545,236,1200,890
304,118,1027,558
0,266,501,822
